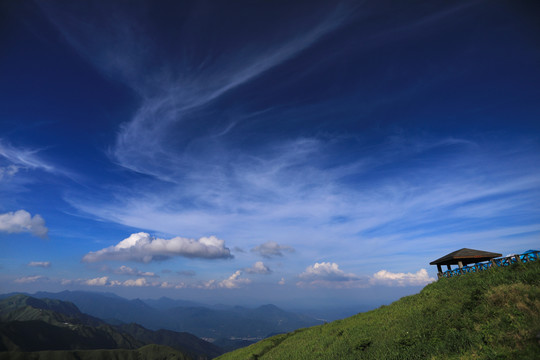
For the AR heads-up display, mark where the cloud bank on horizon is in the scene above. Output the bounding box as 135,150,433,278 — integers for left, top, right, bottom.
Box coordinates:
297,262,435,288
1,0,539,303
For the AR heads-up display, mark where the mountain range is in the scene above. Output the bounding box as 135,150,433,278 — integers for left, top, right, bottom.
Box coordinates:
0,291,323,350
0,294,221,359
13,291,323,341
4,261,538,360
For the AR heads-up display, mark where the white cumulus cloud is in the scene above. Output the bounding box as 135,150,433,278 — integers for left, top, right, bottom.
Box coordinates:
67,271,250,290
82,232,232,263
160,281,187,289
65,276,158,287
251,241,294,258
0,210,48,238
297,263,436,288
297,262,368,288
218,270,251,289
192,271,251,289
121,277,148,287
84,276,109,286
244,261,272,274
28,261,51,268
370,268,435,286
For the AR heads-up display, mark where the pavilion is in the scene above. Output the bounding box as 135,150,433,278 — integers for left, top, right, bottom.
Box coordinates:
430,248,502,277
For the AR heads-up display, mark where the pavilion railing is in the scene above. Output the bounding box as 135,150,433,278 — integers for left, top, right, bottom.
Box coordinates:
438,250,539,279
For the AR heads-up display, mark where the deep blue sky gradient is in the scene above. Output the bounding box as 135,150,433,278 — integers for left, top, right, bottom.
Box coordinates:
1,0,539,308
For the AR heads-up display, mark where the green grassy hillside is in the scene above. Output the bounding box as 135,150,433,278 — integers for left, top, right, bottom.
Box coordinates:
217,261,540,360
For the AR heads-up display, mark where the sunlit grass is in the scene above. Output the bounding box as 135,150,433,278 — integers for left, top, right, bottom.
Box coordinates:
218,261,540,359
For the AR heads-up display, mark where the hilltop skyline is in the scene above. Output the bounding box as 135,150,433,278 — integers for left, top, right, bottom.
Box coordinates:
1,0,539,307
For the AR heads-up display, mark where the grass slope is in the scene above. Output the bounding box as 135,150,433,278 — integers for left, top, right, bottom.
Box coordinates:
217,261,540,360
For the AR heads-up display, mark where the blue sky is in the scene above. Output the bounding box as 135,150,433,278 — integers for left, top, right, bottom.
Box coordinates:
1,0,539,308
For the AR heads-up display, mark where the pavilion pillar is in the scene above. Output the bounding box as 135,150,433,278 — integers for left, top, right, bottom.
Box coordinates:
447,265,451,270
457,261,463,274
437,264,442,274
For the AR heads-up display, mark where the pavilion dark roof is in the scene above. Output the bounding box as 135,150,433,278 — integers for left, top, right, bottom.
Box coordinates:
430,248,502,266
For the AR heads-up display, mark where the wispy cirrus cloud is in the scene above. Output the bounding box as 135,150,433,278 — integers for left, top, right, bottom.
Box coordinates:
38,1,353,180
14,275,47,283
110,14,353,181
0,140,56,174
82,232,232,263
0,140,76,197
39,0,540,279
0,165,19,181
28,261,51,268
62,135,540,282
0,210,48,238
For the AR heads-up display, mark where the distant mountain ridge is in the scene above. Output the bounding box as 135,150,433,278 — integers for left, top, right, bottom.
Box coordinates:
0,294,222,359
18,291,323,341
33,291,160,325
115,322,222,358
142,297,205,310
0,294,104,328
0,294,143,352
